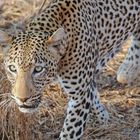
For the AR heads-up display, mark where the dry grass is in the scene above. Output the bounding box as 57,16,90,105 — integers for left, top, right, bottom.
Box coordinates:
0,0,140,140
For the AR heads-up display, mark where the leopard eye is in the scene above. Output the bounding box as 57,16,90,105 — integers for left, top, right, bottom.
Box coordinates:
34,66,44,74
8,65,17,73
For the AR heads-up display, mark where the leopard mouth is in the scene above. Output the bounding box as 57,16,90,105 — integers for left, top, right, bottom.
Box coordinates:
18,104,39,113
10,94,41,113
19,104,38,109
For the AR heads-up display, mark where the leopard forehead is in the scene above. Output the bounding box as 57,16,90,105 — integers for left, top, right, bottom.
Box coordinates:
5,31,50,68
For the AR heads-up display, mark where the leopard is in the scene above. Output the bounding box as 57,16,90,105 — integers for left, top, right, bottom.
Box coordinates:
0,0,140,139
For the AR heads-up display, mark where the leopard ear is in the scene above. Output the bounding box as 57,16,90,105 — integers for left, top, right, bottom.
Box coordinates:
0,30,12,56
47,28,66,59
48,28,65,43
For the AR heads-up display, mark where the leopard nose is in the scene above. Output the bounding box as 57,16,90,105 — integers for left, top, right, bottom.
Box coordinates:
18,97,28,102
11,95,29,104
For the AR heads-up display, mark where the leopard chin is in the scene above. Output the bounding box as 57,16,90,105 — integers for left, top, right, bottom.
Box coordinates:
18,106,38,113
17,103,40,113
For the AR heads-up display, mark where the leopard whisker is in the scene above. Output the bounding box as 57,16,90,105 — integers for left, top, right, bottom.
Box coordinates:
0,99,11,109
2,100,15,115
0,93,11,97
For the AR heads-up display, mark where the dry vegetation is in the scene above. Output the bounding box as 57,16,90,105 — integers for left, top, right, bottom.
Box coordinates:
0,0,140,140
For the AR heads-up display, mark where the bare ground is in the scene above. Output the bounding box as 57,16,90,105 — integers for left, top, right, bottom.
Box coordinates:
0,1,140,140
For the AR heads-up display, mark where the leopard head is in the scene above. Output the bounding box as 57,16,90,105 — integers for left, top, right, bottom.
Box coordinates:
0,28,66,113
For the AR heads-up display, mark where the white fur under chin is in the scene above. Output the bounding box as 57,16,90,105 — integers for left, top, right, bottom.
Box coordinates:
18,107,37,113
